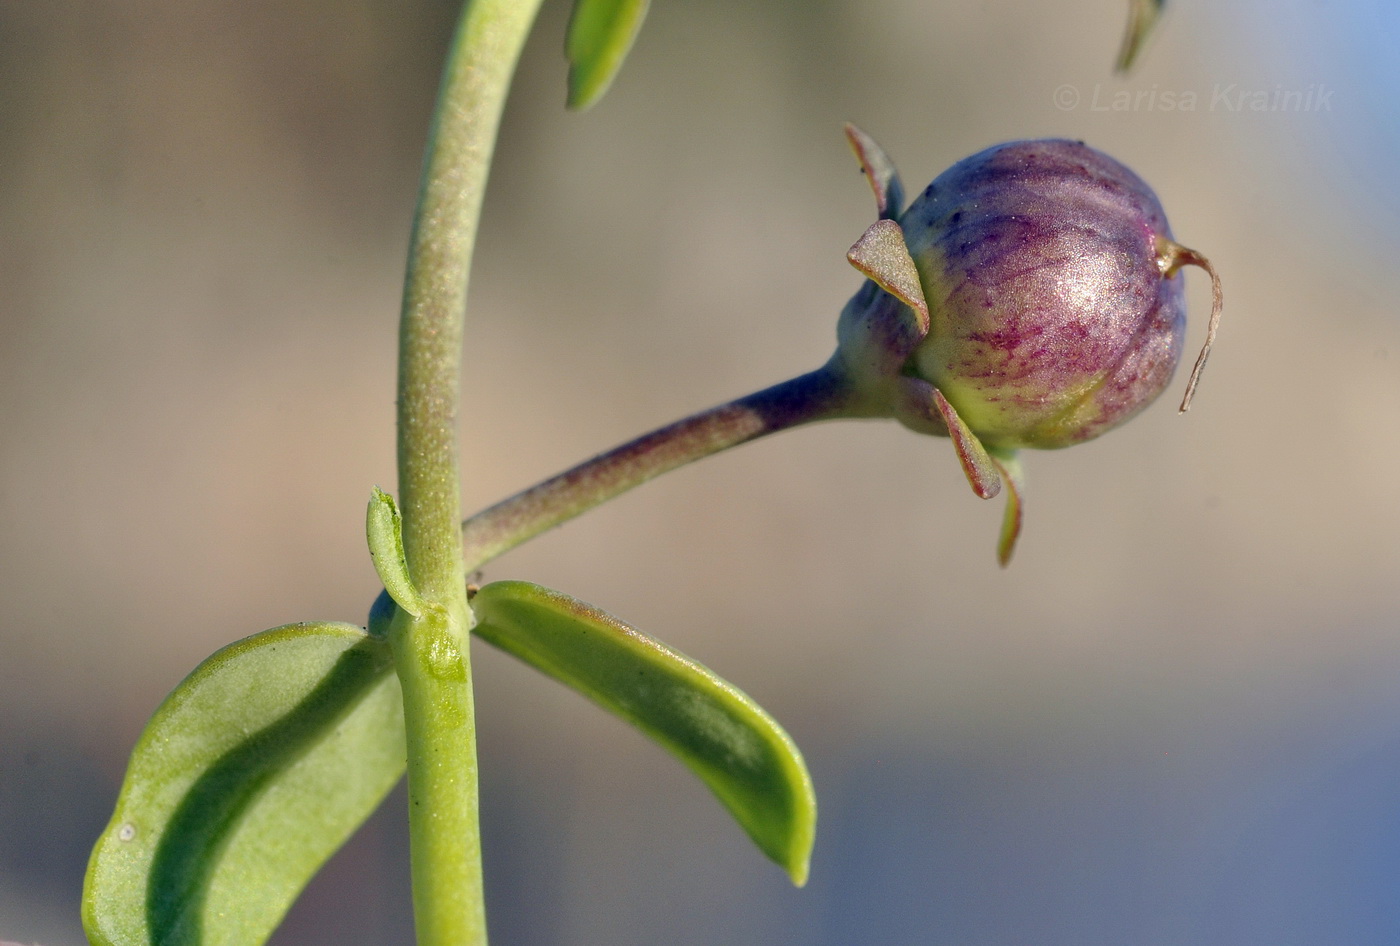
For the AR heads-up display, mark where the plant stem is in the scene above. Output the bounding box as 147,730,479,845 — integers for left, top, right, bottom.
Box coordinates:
390,1,542,944
461,363,869,571
398,0,539,602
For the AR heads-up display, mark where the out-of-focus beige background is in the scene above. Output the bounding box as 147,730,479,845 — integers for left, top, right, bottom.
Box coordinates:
6,1,1400,943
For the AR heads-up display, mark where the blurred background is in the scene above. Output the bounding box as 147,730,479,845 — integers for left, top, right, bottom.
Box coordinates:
5,0,1400,943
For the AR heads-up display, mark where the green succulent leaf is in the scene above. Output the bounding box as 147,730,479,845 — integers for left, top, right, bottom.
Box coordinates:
83,622,405,946
470,579,817,885
565,0,650,110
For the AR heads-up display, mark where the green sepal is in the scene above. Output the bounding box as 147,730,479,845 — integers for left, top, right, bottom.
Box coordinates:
844,123,905,220
929,386,1001,501
989,450,1025,567
470,579,817,885
83,622,405,946
1116,0,1165,72
566,0,651,110
847,219,930,338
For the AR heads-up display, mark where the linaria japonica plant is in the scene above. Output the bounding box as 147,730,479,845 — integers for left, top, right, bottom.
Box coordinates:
80,0,1220,944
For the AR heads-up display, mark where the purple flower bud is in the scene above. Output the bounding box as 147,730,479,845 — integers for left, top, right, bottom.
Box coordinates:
900,138,1214,450
834,126,1221,564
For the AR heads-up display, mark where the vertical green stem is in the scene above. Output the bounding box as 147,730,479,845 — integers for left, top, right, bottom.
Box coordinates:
398,0,540,600
390,1,543,944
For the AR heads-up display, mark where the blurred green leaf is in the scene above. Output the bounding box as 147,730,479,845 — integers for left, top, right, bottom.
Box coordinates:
566,0,651,110
1116,0,1165,72
83,622,405,946
471,579,817,884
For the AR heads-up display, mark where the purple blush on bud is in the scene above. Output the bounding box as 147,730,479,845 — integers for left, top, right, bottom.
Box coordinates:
901,139,1201,450
836,125,1221,563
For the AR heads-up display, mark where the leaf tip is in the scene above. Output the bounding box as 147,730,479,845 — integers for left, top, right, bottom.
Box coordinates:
565,68,601,111
565,0,651,111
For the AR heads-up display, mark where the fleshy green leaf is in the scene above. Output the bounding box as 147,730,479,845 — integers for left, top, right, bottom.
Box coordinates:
84,622,405,946
566,0,651,110
470,580,817,885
